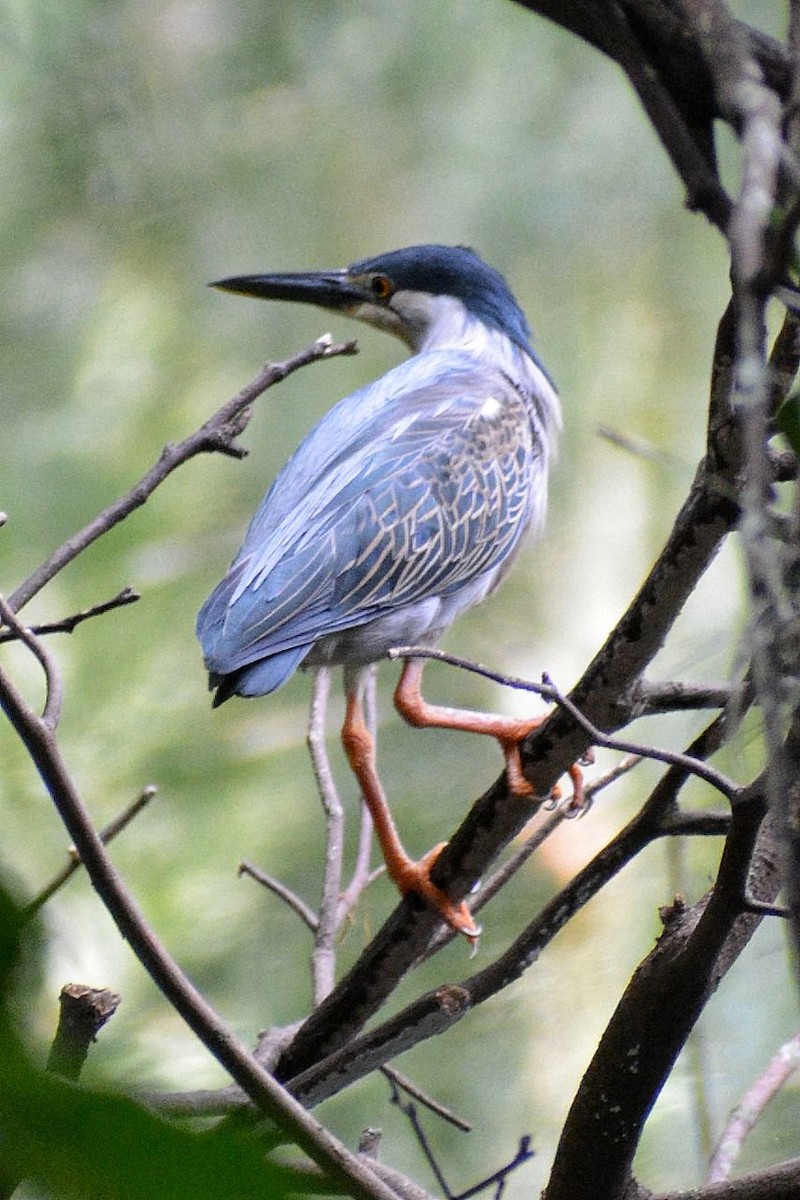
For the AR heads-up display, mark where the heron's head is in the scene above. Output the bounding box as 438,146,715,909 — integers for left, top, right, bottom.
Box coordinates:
212,243,537,358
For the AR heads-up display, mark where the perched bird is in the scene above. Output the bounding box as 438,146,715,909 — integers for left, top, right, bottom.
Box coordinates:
197,244,561,940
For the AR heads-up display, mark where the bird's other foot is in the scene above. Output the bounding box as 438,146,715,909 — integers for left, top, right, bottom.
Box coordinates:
392,842,480,947
502,728,587,812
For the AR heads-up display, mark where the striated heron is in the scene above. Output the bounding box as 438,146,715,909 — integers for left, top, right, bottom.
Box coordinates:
197,244,562,941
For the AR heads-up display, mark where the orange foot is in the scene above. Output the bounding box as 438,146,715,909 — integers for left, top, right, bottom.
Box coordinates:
395,658,587,810
502,730,586,811
392,842,480,944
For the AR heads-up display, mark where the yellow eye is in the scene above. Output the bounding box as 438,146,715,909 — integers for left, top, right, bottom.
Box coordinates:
370,274,393,300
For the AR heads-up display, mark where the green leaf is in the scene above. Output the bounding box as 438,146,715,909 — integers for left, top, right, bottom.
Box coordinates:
0,1064,310,1200
776,392,800,455
0,887,313,1200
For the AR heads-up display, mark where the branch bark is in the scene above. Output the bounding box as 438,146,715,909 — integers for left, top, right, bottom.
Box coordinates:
542,789,781,1200
0,654,401,1200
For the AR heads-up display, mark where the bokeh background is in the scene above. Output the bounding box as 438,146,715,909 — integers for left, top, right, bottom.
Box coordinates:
0,2,795,1196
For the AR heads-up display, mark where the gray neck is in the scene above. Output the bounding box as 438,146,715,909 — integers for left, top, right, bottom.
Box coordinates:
413,293,562,453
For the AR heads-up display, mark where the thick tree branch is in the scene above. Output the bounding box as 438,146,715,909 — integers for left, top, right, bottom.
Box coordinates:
655,1156,800,1200
542,789,781,1200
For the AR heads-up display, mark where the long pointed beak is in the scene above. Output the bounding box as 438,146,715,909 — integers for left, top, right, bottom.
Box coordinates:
210,269,368,311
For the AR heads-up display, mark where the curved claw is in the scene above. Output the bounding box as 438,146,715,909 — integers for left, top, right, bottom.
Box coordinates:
504,728,589,817
394,842,481,945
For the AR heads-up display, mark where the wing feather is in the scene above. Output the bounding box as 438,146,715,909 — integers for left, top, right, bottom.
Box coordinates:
197,349,546,677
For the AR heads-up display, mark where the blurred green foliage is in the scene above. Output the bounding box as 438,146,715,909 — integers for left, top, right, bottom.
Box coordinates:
0,885,303,1199
0,2,795,1197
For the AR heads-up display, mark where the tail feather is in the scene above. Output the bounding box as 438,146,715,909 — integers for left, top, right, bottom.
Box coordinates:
207,644,311,706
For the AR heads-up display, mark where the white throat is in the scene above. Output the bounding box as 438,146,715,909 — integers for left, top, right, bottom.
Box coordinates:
352,289,562,451
413,293,562,446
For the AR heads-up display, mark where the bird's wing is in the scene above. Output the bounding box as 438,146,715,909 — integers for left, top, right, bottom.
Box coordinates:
198,352,548,674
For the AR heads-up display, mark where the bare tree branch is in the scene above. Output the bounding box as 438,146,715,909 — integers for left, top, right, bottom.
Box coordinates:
655,1156,800,1200
543,789,781,1200
238,861,319,933
708,1031,800,1184
382,1068,472,1133
0,631,399,1200
0,587,139,644
46,984,122,1082
308,666,345,1003
0,595,63,730
6,336,357,616
23,784,158,920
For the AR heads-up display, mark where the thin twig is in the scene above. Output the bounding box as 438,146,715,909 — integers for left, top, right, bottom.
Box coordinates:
238,861,318,933
0,595,63,730
389,646,737,799
708,1030,800,1183
452,1136,534,1200
382,1067,472,1133
540,671,738,800
23,784,158,920
339,817,382,927
596,423,688,469
308,667,344,1004
7,336,357,616
387,1074,454,1199
0,587,140,645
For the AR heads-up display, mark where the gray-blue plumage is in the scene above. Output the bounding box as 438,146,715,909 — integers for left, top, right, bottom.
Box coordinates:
197,245,560,706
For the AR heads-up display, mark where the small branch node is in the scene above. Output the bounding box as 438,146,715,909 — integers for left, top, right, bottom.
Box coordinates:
358,1127,383,1158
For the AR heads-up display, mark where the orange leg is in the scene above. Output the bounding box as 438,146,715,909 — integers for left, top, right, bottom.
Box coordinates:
394,658,586,809
394,658,540,795
341,687,479,942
